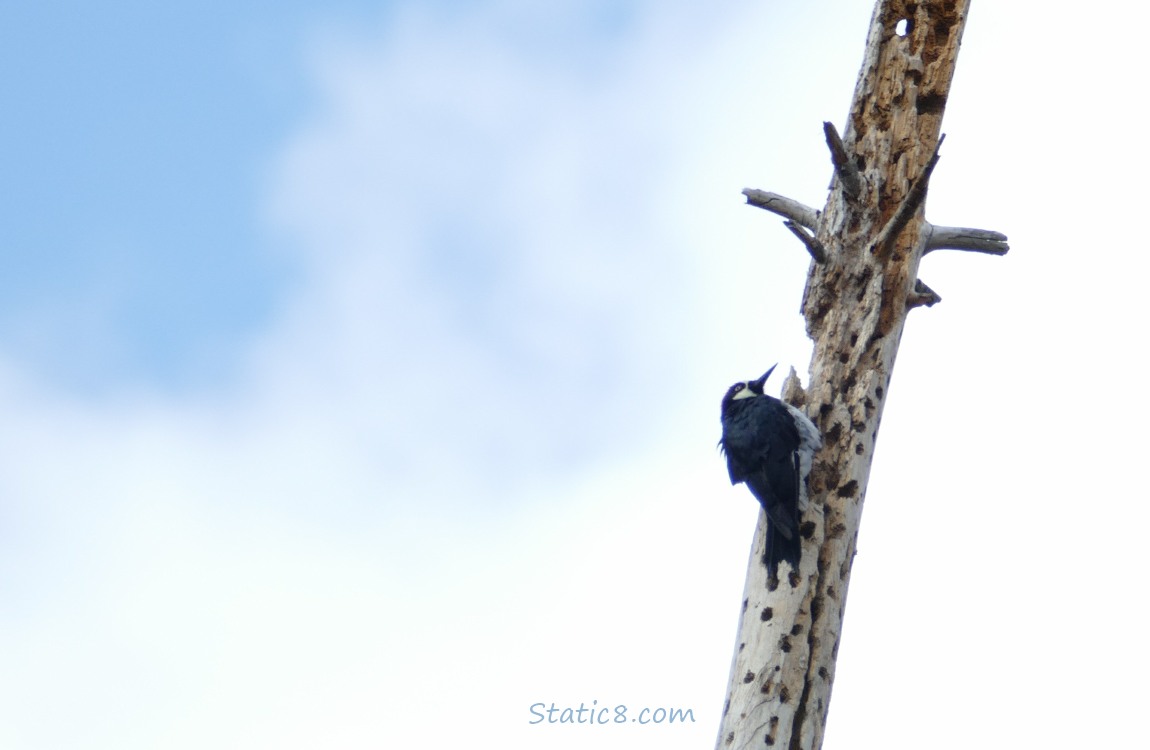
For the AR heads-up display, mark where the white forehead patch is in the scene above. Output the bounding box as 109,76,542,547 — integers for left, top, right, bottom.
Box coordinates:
731,382,756,400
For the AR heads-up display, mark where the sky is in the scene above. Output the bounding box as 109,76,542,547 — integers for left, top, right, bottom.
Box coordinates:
1,1,1148,748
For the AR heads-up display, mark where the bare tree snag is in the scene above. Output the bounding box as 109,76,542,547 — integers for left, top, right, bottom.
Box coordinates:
716,2,1006,750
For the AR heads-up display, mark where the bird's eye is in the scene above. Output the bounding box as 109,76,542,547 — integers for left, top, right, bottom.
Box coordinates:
733,384,744,392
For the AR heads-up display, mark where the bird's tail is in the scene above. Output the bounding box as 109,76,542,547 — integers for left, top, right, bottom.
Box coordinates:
763,524,801,581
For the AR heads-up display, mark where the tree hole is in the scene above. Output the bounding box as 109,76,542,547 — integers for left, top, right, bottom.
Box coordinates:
895,18,909,36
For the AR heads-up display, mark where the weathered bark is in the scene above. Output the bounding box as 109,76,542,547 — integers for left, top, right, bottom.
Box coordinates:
716,2,1006,749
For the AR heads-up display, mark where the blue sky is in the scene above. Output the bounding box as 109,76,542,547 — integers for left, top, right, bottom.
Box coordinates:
2,1,1149,748
0,0,662,392
1,1,307,390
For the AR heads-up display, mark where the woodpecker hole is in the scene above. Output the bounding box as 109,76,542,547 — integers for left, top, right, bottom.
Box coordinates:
739,642,745,651
855,442,864,455
895,18,910,37
788,570,801,588
875,385,885,399
790,623,804,636
779,686,791,704
825,422,843,444
761,607,774,622
818,666,829,680
743,671,756,684
800,520,817,539
916,91,947,115
779,636,793,653
764,735,775,746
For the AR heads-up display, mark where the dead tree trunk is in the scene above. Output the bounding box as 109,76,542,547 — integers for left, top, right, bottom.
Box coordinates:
716,2,1006,749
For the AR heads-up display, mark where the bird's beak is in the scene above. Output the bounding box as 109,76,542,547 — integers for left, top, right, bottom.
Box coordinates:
753,364,777,390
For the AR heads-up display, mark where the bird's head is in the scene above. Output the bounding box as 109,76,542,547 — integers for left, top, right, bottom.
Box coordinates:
721,364,777,408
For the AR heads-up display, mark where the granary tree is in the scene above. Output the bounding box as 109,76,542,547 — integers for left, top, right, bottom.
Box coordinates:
715,1,1007,748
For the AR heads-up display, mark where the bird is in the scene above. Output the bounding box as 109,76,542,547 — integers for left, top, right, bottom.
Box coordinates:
720,365,822,578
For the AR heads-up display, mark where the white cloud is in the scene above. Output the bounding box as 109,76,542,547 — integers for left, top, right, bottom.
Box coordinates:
1,3,800,747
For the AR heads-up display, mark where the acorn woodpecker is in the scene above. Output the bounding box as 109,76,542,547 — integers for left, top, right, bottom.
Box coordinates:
720,365,822,578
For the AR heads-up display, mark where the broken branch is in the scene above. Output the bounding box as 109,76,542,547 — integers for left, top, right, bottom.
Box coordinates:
873,134,946,257
784,220,828,263
823,121,863,200
925,225,1009,255
907,278,942,309
742,189,819,230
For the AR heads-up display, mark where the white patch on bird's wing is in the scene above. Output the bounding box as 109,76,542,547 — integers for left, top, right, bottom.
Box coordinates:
785,403,822,510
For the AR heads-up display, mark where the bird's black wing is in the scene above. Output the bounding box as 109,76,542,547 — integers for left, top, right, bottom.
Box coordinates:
722,397,803,541
719,398,759,484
